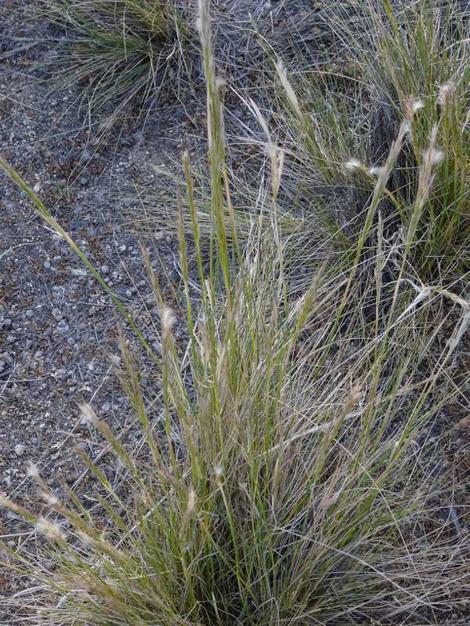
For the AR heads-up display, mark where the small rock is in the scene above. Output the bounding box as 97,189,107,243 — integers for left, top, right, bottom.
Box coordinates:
57,321,70,334
101,401,111,413
71,268,87,277
55,368,67,380
44,260,51,270
0,318,12,330
6,335,15,344
14,444,25,457
25,309,34,318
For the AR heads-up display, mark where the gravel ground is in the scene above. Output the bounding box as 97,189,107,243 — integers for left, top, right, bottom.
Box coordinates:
0,2,188,486
0,2,206,619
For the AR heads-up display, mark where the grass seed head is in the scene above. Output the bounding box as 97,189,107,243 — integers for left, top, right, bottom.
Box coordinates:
35,517,66,542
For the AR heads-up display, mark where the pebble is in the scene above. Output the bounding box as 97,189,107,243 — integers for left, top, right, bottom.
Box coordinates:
71,268,87,277
0,318,12,330
101,401,111,413
55,368,67,380
14,444,25,457
44,260,51,270
57,321,70,334
6,334,15,343
25,309,34,318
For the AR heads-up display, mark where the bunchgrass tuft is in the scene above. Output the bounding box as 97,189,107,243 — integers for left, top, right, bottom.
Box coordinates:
0,1,468,624
2,214,468,624
42,0,193,136
143,2,468,292
272,0,469,280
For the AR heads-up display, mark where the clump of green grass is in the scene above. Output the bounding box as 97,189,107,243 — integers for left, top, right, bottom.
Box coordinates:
272,0,469,280
145,2,468,292
2,223,468,624
1,1,469,624
43,0,193,135
2,136,469,622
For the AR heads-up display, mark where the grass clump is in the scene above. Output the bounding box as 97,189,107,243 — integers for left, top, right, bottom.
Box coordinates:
0,1,468,624
267,0,470,281
147,1,468,290
2,223,468,624
43,0,192,134
2,127,469,622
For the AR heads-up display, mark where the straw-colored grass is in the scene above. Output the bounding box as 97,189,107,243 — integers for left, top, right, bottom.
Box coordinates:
272,0,469,280
43,0,192,135
0,1,468,624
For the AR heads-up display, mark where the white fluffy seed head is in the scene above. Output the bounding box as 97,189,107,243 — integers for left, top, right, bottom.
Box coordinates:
437,82,455,107
109,354,121,366
404,98,425,120
186,489,196,516
276,60,302,118
423,148,445,167
369,166,386,177
41,491,60,507
344,159,362,172
216,77,226,91
275,59,285,75
161,307,176,334
80,403,97,425
411,99,425,113
35,517,65,542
